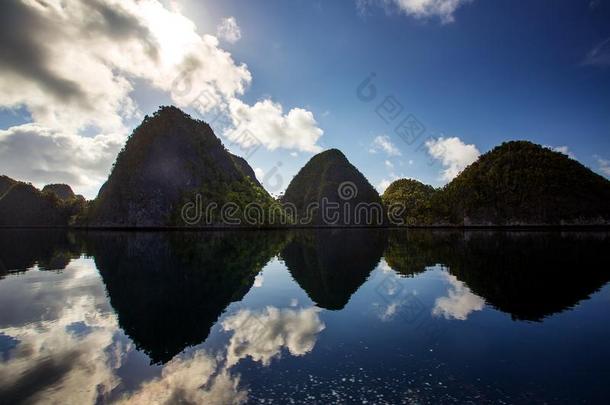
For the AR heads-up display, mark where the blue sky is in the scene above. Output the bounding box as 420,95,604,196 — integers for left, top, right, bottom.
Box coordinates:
1,0,609,198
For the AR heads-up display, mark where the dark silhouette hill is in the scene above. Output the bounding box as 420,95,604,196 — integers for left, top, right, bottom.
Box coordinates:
384,141,610,226
0,182,76,227
383,230,610,321
441,141,610,225
86,231,286,363
281,149,385,226
281,229,387,310
89,106,274,227
0,229,82,278
231,153,264,189
0,175,17,198
42,184,78,201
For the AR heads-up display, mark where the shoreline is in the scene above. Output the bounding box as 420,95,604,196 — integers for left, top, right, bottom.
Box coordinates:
2,224,610,232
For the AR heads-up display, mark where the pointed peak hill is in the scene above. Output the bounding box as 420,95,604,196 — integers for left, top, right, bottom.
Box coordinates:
282,148,385,226
90,106,271,227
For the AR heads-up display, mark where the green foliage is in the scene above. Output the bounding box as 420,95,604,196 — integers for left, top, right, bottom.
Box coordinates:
442,141,610,225
90,106,290,227
281,149,384,225
382,179,437,225
383,141,610,226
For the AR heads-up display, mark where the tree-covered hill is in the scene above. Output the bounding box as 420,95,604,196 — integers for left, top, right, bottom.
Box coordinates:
0,181,81,227
442,141,610,225
42,184,78,201
382,179,437,226
281,149,385,226
383,141,610,226
0,175,17,198
89,106,280,227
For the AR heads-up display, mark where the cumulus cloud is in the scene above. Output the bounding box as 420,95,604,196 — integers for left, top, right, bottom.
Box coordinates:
0,259,125,404
376,177,395,193
0,0,253,133
369,135,402,156
217,16,242,43
425,136,480,182
222,306,325,367
225,99,324,153
357,0,473,23
0,0,323,196
544,145,575,159
117,350,247,405
0,124,123,196
253,273,264,287
432,273,485,320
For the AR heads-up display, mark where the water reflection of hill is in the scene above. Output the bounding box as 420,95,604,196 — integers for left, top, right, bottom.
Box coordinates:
0,230,82,277
86,231,286,364
281,229,387,310
384,230,610,321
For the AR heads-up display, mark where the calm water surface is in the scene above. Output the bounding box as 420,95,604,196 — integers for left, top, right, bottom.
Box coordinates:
1,229,610,404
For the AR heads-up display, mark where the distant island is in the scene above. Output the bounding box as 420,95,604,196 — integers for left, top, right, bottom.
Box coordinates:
1,106,609,228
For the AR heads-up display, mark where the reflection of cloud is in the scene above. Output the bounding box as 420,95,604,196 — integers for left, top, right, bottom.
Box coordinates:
433,273,485,320
380,302,398,321
0,259,248,404
379,259,394,273
0,259,324,403
117,350,247,405
0,259,124,404
222,307,325,367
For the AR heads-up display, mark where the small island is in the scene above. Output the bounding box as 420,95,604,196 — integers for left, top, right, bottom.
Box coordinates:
1,106,609,228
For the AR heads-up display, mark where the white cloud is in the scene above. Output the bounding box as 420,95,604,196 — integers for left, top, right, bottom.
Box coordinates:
222,306,325,367
0,0,323,196
376,177,395,193
357,0,473,23
425,136,480,182
544,145,575,159
595,156,610,177
0,124,123,197
225,98,323,153
216,16,242,43
254,167,265,181
0,259,125,405
384,160,394,169
0,0,251,133
369,135,402,157
117,350,247,405
253,273,264,287
432,272,485,320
